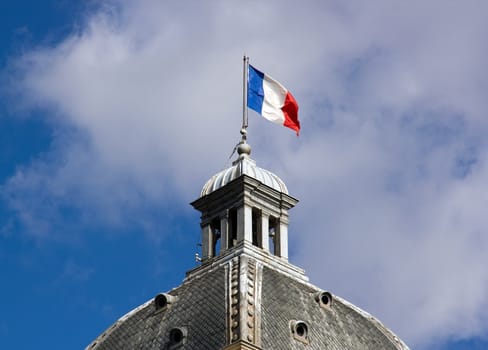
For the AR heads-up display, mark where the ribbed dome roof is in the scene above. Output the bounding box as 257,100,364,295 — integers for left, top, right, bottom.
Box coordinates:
200,155,288,197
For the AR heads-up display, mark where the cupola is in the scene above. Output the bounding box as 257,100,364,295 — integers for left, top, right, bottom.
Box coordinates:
191,129,298,262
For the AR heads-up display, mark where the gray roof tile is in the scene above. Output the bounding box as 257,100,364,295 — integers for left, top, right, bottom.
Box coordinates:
87,254,408,350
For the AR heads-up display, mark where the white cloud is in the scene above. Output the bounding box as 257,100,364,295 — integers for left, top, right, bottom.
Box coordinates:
2,0,488,348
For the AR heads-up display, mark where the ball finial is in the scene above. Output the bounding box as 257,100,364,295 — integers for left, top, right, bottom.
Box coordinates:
237,142,251,156
237,127,251,156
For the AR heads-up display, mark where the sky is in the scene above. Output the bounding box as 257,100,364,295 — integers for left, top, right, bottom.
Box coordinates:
1,1,488,349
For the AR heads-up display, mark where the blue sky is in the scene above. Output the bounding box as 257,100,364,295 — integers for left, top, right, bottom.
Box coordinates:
1,1,488,349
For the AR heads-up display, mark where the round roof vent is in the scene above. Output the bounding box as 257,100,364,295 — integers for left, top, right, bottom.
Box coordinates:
315,291,333,309
168,327,187,348
290,320,309,344
154,293,176,310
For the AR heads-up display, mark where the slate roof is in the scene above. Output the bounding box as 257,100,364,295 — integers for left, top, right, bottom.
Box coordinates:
86,244,409,350
86,262,227,350
260,266,406,350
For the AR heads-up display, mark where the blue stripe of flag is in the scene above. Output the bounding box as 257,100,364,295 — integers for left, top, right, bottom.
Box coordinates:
247,65,265,114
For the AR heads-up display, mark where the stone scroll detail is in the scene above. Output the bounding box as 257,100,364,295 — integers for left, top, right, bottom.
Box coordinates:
241,257,262,347
229,257,240,343
227,256,262,347
245,258,257,344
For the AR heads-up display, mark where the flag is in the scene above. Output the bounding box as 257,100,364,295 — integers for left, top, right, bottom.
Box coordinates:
247,64,300,135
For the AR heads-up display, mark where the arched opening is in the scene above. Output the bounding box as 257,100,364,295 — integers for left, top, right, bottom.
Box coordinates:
269,216,277,255
228,208,237,248
210,218,221,256
252,208,262,247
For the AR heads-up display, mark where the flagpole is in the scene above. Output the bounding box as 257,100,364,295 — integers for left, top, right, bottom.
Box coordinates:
228,55,250,161
242,55,249,132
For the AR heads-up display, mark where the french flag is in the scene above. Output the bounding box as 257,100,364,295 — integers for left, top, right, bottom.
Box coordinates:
247,65,300,135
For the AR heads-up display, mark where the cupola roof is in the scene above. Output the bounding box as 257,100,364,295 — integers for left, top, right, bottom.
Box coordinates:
201,131,288,197
200,155,288,197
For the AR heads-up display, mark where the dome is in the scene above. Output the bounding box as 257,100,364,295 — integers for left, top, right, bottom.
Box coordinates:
201,155,288,197
86,135,409,350
86,245,410,350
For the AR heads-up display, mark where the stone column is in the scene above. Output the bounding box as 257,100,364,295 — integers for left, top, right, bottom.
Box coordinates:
275,220,288,260
220,214,229,254
237,205,253,243
201,224,213,260
260,212,269,252
244,205,253,243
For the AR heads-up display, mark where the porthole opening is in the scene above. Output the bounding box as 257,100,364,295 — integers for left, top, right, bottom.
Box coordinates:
154,293,176,310
296,322,308,337
168,327,187,348
315,291,333,309
290,320,309,344
155,294,168,309
169,328,183,344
